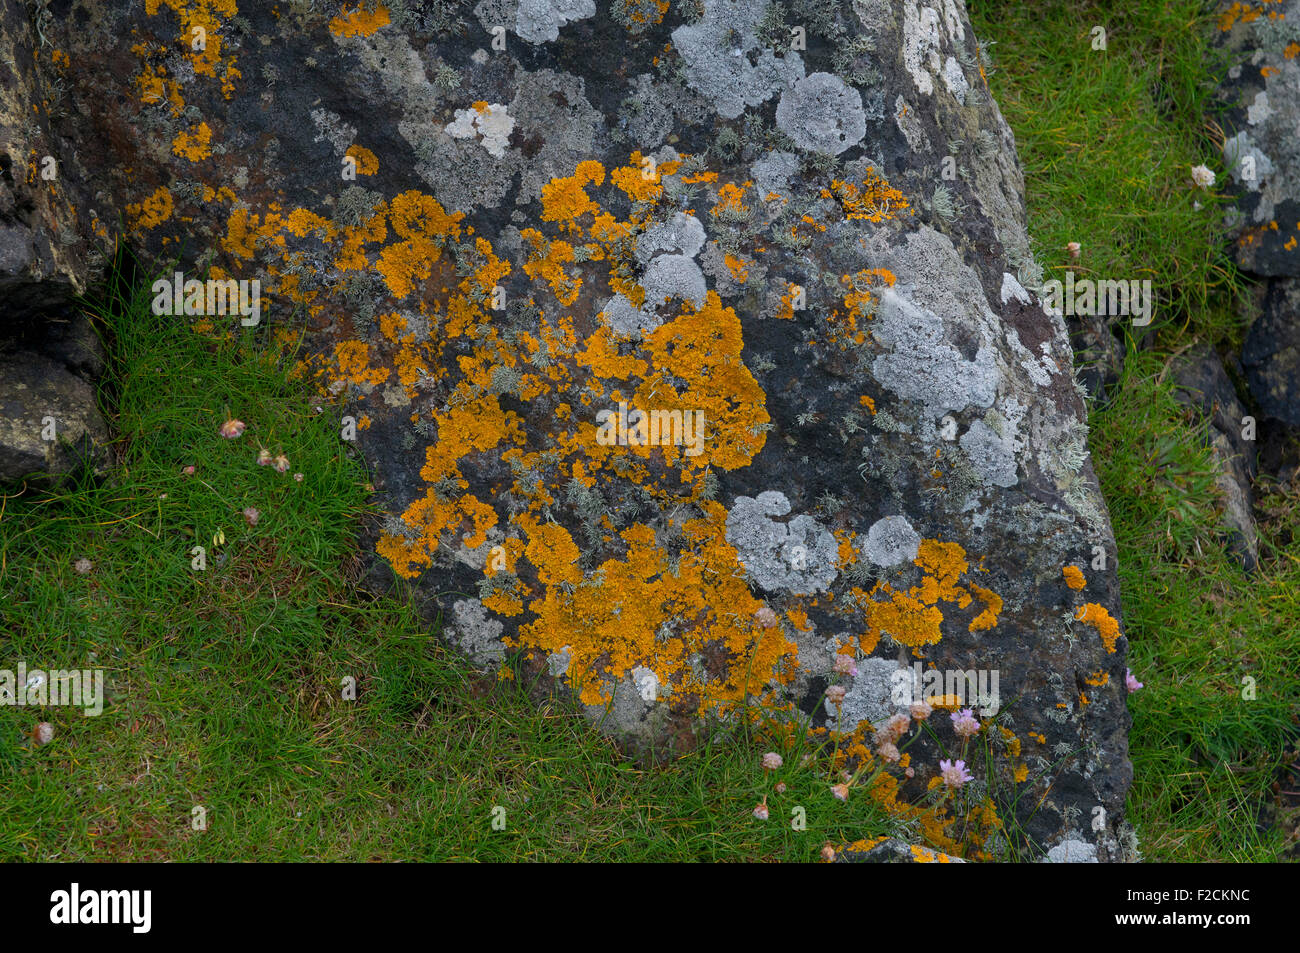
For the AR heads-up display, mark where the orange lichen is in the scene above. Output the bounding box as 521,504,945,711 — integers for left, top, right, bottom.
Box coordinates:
824,171,910,223
126,186,174,230
330,1,391,36
1062,564,1086,590
540,160,605,230
345,144,380,175
1076,602,1121,653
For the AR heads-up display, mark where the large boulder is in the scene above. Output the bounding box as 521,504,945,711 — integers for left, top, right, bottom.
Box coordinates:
27,0,1134,859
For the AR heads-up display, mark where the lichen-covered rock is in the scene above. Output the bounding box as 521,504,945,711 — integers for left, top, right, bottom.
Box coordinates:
27,0,1134,859
1213,1,1300,428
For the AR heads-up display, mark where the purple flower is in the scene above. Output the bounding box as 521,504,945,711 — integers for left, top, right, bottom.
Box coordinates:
939,759,972,789
950,707,980,739
1126,669,1143,692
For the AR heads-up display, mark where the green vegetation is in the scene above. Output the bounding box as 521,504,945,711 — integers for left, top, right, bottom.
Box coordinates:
971,0,1299,860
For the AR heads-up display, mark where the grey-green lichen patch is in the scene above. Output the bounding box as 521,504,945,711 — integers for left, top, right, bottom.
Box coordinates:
839,656,908,730
516,0,595,44
509,69,604,204
643,253,707,308
775,72,867,155
445,102,515,158
1043,837,1098,863
635,212,706,264
870,286,998,413
445,597,506,668
724,490,838,593
671,0,805,120
864,515,921,566
959,414,1020,488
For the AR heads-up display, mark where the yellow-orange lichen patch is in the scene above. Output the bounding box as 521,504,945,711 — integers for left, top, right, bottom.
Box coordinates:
512,503,795,710
1076,602,1121,653
824,170,910,223
126,186,174,230
345,144,380,175
854,540,1001,653
1063,564,1086,590
540,160,605,230
330,1,391,36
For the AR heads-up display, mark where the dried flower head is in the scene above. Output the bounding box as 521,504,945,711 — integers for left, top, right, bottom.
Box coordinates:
830,783,849,802
762,752,784,770
825,685,847,707
243,507,260,527
753,801,770,821
909,701,933,721
951,708,981,739
820,844,836,862
219,418,246,439
34,722,55,746
74,558,93,575
1190,164,1215,189
273,453,290,473
257,448,273,466
1065,241,1081,259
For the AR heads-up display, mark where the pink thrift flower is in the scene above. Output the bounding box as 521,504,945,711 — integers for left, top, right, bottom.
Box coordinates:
1126,669,1143,692
754,607,777,628
775,782,787,794
877,741,900,763
939,758,973,789
753,801,769,821
257,448,273,466
904,766,915,779
243,507,260,527
825,685,846,708
830,783,849,802
182,465,196,476
219,419,246,439
1190,164,1215,189
833,654,858,677
273,453,290,473
762,752,783,770
820,844,836,862
950,707,980,739
293,472,304,482
1065,241,1081,259
910,701,933,721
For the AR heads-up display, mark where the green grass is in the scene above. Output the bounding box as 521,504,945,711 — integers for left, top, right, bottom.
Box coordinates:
0,256,904,861
971,0,1300,860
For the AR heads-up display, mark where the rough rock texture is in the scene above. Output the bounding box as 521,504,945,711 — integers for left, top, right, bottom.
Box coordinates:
1171,344,1259,570
0,0,107,483
19,0,1136,859
1215,1,1300,430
